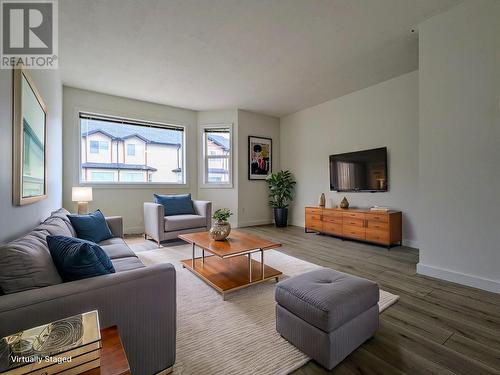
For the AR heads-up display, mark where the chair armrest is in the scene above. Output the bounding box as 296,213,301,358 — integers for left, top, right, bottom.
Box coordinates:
0,264,176,375
143,202,164,243
193,200,212,229
105,216,123,238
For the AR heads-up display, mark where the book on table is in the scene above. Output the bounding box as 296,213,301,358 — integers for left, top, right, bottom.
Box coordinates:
0,311,101,375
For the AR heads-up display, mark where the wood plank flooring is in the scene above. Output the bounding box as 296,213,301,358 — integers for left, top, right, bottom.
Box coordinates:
238,225,500,375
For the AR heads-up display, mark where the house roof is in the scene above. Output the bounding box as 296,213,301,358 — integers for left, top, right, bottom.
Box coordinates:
208,134,230,151
81,120,182,146
82,162,157,171
82,119,230,151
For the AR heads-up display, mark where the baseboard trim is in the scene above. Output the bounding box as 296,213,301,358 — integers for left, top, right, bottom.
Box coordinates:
237,219,274,228
124,226,144,235
417,263,500,294
403,239,418,249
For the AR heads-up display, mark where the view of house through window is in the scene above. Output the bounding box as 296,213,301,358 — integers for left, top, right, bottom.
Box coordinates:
203,127,231,184
80,113,185,184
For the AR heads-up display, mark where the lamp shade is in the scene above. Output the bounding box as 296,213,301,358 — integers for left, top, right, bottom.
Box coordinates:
72,187,93,202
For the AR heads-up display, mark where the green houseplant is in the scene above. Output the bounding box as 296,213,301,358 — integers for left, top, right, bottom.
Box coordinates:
209,208,233,240
266,170,296,227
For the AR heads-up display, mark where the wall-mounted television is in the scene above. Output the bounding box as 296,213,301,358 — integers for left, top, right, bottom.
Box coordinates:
329,147,388,192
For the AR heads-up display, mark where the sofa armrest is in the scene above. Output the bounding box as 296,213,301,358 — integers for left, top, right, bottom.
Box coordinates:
105,216,123,238
143,202,164,243
0,264,176,375
193,200,212,229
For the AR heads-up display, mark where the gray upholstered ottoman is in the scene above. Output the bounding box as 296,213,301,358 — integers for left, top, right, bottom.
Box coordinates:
275,268,379,370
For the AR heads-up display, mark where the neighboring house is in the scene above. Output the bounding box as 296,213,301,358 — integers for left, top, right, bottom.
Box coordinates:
205,134,230,183
80,120,229,183
81,121,182,183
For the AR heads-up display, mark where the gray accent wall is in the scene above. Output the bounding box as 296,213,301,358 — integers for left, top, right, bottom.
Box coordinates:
0,69,63,243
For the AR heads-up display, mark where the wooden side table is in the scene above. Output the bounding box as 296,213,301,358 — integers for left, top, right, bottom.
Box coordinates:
82,326,130,375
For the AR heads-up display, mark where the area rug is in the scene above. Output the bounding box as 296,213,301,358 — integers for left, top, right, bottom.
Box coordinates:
132,241,399,375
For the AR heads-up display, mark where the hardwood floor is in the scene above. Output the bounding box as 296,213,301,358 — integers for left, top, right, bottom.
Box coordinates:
238,225,500,375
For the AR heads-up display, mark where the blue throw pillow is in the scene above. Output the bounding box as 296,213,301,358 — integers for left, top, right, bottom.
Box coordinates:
154,193,195,216
46,235,115,282
67,209,113,243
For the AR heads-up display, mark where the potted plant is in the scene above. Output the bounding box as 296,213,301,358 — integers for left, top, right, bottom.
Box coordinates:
266,170,296,227
209,208,233,241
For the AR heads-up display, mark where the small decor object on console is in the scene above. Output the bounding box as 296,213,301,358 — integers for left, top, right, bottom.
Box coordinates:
0,311,101,375
209,208,233,241
370,206,390,212
319,193,326,207
340,197,349,209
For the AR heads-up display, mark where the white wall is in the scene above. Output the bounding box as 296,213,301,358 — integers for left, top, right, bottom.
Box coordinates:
280,71,419,246
63,87,198,233
237,110,280,227
0,69,63,243
197,109,239,227
417,0,500,292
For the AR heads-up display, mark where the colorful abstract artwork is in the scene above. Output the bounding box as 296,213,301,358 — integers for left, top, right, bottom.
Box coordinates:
248,136,272,180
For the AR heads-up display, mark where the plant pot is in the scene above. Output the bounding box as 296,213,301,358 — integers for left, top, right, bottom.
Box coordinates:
273,208,288,228
209,221,231,241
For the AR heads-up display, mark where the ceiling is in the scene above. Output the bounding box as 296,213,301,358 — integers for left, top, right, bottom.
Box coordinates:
59,0,458,117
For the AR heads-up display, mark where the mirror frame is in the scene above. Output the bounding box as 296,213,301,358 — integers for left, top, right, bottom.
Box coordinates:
12,66,48,205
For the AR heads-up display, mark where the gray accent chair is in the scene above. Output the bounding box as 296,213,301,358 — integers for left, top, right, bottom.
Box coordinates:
275,268,379,370
144,200,212,246
0,209,176,375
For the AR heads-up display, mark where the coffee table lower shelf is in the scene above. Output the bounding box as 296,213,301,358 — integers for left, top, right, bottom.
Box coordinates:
181,255,282,299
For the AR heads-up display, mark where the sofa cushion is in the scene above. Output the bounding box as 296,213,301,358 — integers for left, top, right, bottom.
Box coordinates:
154,193,195,216
47,236,115,282
37,208,76,237
164,214,206,232
68,209,113,243
111,257,145,272
275,268,379,332
99,238,136,260
0,229,62,294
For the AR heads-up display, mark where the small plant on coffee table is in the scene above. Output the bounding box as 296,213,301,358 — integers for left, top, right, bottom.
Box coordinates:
213,208,233,222
210,208,233,241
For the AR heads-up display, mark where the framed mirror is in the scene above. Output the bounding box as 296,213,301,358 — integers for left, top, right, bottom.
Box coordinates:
12,66,48,205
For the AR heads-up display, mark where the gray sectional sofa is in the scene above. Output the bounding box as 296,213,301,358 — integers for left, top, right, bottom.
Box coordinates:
0,208,176,375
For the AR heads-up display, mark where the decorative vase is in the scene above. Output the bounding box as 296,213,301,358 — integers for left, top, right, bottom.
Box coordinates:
340,197,349,209
209,221,231,241
319,193,326,207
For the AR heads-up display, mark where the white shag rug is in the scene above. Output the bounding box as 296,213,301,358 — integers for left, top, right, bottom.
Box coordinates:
132,241,399,375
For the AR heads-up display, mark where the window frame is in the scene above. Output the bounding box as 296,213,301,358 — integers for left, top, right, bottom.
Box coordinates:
78,110,188,187
199,123,233,188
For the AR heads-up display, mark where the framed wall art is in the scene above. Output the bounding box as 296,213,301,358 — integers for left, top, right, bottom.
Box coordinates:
248,136,272,180
12,66,48,205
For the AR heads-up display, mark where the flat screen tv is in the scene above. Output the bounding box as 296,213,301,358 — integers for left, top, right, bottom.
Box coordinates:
329,147,388,192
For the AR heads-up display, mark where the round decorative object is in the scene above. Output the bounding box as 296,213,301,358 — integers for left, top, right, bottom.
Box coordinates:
209,221,231,241
340,197,349,209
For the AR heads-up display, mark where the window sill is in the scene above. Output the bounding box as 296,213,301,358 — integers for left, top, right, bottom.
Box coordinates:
199,184,234,189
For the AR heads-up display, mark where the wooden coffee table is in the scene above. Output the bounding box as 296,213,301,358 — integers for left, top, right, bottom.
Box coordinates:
179,230,282,299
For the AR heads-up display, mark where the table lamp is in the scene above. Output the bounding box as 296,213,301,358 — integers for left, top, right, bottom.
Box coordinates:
72,187,93,214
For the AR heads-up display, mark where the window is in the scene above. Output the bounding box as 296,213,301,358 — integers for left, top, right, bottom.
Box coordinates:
202,126,232,186
127,144,135,156
121,171,145,182
90,171,115,182
90,140,109,154
80,112,185,184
